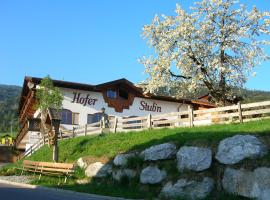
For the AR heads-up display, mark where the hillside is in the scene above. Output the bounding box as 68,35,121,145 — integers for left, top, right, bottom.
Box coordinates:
0,84,21,135
1,119,270,199
29,119,270,163
24,119,270,199
147,85,270,103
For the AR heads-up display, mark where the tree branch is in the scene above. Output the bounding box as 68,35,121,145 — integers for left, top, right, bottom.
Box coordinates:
169,70,192,79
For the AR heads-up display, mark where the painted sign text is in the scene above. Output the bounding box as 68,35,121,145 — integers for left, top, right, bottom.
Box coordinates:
139,101,162,112
71,92,98,106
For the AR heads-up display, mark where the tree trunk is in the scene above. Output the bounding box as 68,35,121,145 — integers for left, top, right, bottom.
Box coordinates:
52,122,60,162
40,110,50,146
52,142,58,162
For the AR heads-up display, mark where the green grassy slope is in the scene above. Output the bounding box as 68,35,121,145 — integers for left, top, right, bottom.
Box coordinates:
2,120,270,199
25,120,270,199
29,119,270,163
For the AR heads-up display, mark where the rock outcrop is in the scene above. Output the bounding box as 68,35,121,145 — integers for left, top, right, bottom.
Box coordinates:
77,157,88,169
177,146,212,172
112,169,136,181
222,167,270,200
216,135,267,165
140,166,166,184
85,162,112,178
161,177,214,200
113,153,136,167
140,143,177,161
81,134,270,199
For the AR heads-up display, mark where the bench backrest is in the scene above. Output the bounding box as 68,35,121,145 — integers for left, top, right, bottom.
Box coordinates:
23,160,75,173
23,160,39,169
37,161,74,173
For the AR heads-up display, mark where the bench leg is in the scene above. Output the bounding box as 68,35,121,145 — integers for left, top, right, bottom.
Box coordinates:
38,174,42,180
21,170,24,176
57,176,60,186
64,176,67,184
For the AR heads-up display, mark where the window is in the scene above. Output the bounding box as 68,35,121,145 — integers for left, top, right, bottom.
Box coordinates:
119,88,129,100
61,109,72,124
28,119,41,131
87,113,103,124
72,113,79,125
107,89,117,99
61,109,79,125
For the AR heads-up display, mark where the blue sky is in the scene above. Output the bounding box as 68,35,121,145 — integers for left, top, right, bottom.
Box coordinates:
0,0,269,91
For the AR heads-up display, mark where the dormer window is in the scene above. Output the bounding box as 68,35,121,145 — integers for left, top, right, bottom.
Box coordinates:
119,88,129,100
107,89,117,99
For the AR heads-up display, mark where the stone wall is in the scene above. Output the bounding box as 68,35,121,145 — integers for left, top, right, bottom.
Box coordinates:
77,134,270,200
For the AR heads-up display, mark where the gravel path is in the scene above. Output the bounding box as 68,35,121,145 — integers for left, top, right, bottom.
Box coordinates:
0,176,32,184
0,163,32,184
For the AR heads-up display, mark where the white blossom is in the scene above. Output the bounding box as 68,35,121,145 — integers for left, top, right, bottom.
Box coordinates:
140,0,270,105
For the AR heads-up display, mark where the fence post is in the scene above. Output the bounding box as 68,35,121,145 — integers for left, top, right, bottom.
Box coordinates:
238,101,243,123
72,127,75,138
117,117,123,132
84,124,88,136
177,111,181,127
148,114,152,129
188,105,194,127
114,117,118,133
60,130,63,139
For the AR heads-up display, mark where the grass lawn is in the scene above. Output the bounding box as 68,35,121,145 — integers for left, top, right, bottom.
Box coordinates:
29,119,270,163
1,119,270,199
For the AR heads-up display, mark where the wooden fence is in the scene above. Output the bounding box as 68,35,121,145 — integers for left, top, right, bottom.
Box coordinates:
20,100,270,158
70,100,270,137
18,135,49,160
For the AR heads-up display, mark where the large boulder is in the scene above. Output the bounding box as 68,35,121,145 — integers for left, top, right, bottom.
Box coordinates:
140,166,166,184
216,135,267,165
160,177,214,200
113,153,136,167
77,157,88,169
112,169,136,181
222,167,270,200
140,143,177,161
85,162,112,178
177,146,212,172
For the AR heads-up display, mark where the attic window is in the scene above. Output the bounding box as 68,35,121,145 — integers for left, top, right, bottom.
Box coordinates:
119,88,129,100
107,89,117,99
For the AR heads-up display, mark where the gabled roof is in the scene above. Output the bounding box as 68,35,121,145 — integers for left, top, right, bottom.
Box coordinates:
48,108,61,120
19,76,216,113
95,78,143,94
1,134,13,138
198,94,210,99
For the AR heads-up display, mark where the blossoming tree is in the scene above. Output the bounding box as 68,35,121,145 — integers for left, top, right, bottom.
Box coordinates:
36,76,63,162
141,0,270,105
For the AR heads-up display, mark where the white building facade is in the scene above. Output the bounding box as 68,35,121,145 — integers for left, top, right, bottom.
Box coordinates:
17,77,214,150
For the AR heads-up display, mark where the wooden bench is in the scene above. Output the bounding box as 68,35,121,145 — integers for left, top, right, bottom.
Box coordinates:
20,160,75,183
